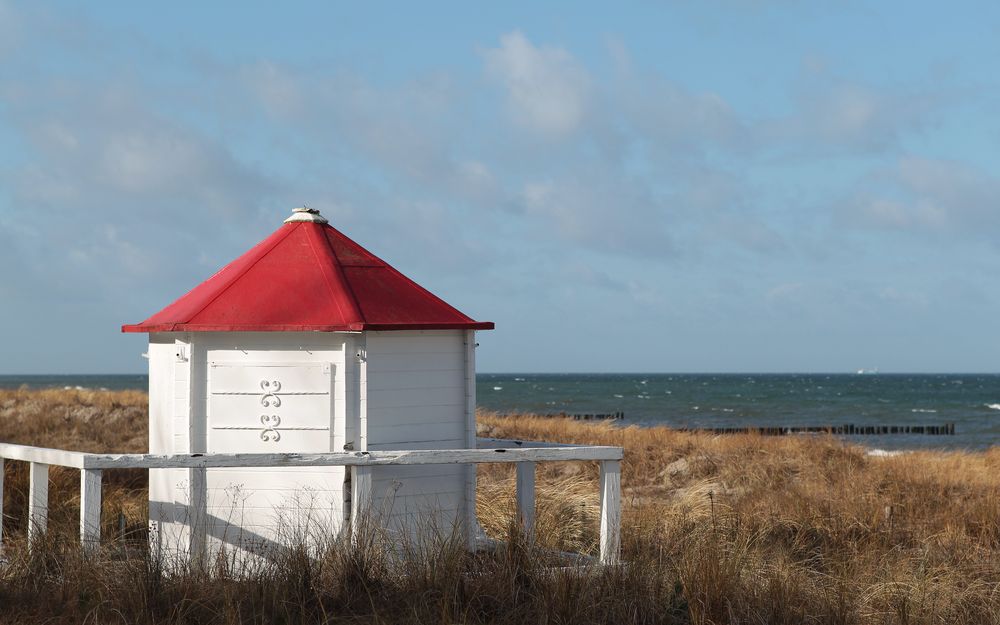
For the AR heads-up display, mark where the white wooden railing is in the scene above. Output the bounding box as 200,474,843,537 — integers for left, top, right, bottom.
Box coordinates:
0,439,623,564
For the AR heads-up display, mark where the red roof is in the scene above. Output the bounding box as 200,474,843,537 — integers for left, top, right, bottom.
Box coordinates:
122,210,493,333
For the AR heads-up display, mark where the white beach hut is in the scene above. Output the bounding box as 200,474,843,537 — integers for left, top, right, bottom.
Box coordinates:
122,207,493,557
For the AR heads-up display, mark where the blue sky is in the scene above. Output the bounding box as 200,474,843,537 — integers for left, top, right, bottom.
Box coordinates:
2,1,1000,374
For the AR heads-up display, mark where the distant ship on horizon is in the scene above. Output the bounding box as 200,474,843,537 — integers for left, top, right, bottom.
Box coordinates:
856,368,879,375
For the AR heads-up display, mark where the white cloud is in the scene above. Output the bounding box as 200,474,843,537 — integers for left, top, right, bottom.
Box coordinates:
22,125,272,221
240,61,306,119
0,1,21,60
240,62,497,202
562,261,629,293
484,31,591,137
877,286,928,309
767,282,804,301
842,156,1000,240
711,215,786,254
520,172,676,259
0,74,287,303
764,69,940,154
616,74,749,154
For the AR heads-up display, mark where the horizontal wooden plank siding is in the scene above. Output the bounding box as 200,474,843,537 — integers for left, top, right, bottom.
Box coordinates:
368,420,465,441
365,352,464,373
365,332,468,531
366,386,465,408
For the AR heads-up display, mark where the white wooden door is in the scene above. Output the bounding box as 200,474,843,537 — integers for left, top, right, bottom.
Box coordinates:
205,362,342,554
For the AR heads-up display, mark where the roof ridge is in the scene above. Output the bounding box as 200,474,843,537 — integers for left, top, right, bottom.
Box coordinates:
319,223,477,321
303,222,363,327
320,224,370,323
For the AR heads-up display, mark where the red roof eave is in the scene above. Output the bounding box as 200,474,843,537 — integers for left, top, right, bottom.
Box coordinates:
122,321,495,333
359,321,495,331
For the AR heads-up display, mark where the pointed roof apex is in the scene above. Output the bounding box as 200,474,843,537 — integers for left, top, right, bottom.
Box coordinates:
284,206,328,224
122,207,493,333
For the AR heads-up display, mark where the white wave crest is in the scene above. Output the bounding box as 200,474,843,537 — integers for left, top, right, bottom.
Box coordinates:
867,449,904,458
911,408,937,413
987,403,1000,411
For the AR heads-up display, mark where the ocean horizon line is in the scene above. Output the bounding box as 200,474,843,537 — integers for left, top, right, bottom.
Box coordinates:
3,371,1000,377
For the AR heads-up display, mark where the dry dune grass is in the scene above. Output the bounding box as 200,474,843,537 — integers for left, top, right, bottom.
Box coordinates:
2,392,1000,623
1,388,149,541
0,386,147,452
479,410,1000,623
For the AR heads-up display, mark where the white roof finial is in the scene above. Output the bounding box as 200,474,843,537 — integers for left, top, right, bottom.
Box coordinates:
284,206,328,224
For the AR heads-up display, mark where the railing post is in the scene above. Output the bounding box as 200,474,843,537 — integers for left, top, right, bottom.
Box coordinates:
28,462,49,546
0,458,4,553
188,467,207,567
463,330,478,551
80,469,102,552
516,461,535,539
599,459,621,565
350,465,373,543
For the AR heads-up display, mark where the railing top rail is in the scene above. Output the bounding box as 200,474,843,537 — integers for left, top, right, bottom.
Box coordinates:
0,440,623,470
477,437,588,449
0,443,88,468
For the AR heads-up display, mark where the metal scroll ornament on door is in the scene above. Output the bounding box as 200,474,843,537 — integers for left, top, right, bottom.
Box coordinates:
260,414,282,442
260,379,282,441
260,380,282,407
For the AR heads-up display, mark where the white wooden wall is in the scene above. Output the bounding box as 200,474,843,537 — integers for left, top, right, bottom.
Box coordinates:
147,333,183,557
362,331,468,541
148,329,473,559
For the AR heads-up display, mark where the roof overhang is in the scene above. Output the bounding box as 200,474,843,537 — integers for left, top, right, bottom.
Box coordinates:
122,321,495,333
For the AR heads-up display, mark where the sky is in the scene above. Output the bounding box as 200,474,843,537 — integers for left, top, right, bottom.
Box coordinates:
1,1,1000,374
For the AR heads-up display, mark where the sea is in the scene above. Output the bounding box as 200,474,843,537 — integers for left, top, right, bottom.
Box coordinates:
3,373,1000,450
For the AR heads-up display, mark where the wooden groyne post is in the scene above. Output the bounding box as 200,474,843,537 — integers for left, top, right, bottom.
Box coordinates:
510,411,625,421
678,423,956,436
